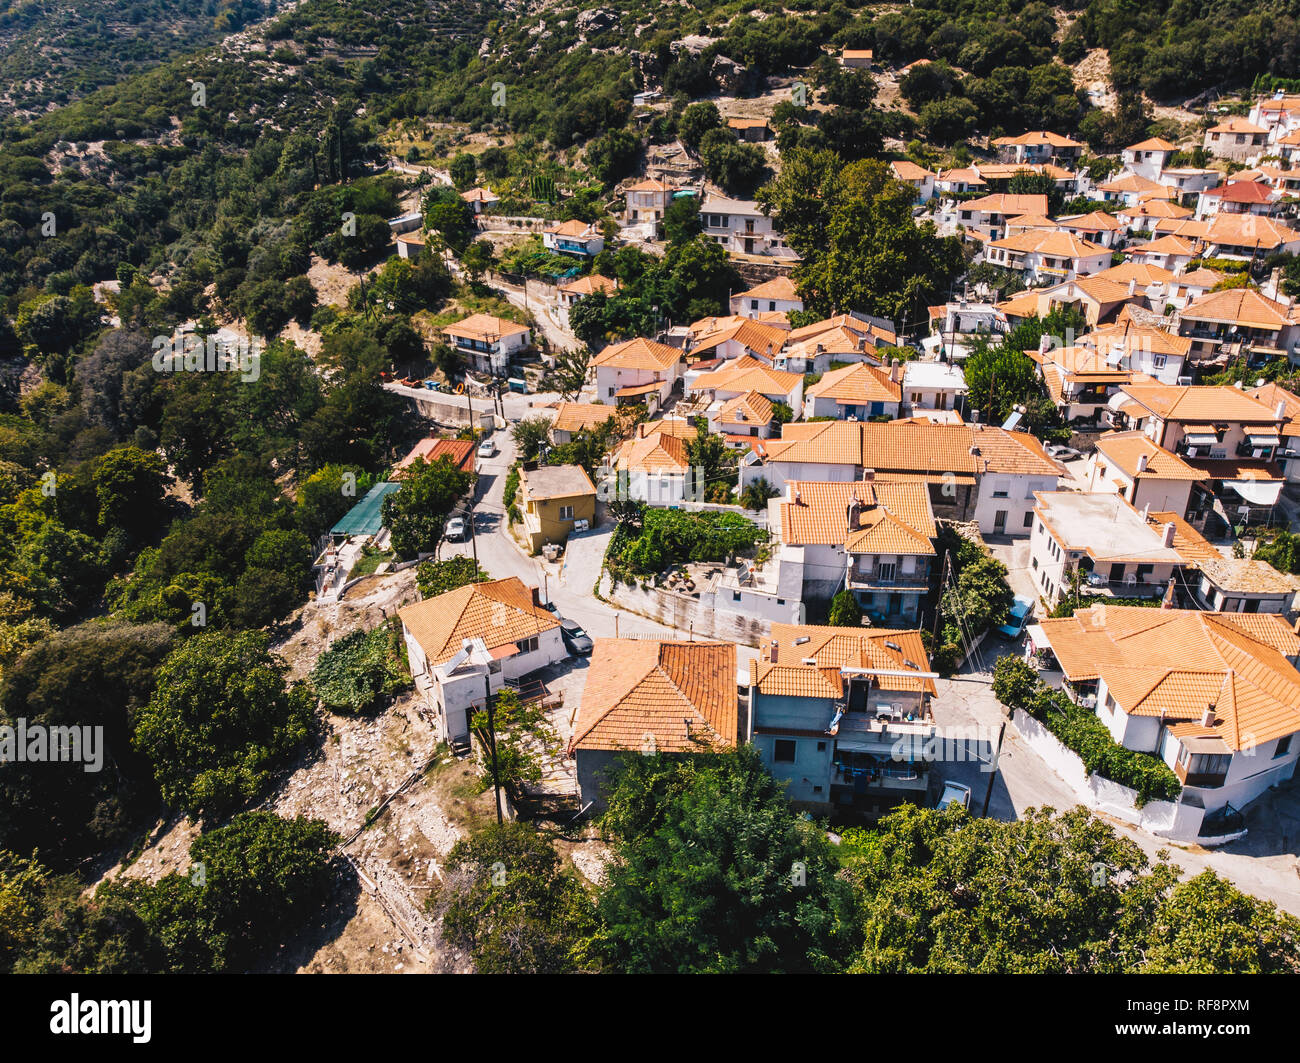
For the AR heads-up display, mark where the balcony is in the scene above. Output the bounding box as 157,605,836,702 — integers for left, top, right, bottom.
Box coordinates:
846,566,929,591
1173,760,1228,789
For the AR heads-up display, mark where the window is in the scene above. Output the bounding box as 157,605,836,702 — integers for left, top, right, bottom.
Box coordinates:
1023,511,1034,528
516,636,539,654
877,562,896,583
817,741,827,752
559,504,575,520
773,739,796,763
1152,354,1167,370
750,299,758,310
607,387,615,398
768,301,777,311
1276,734,1293,759
1032,555,1039,570
732,590,741,602
812,785,823,794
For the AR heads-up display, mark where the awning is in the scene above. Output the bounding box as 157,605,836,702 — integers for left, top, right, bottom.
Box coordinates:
615,381,661,397
1224,479,1284,506
1178,734,1232,755
1247,433,1281,446
1183,432,1217,446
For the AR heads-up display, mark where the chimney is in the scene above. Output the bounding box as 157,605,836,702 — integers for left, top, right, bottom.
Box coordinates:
889,357,901,383
858,337,867,352
1277,400,1287,419
531,587,542,607
1202,703,1216,728
1136,453,1149,473
863,468,875,481
1128,278,1137,297
1162,521,1176,548
769,640,779,664
786,480,797,503
847,494,862,531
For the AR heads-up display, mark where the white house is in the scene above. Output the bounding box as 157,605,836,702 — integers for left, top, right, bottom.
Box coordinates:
730,275,804,318
890,159,936,203
398,578,565,749
542,219,605,257
441,313,531,375
901,359,966,415
1121,137,1176,181
803,361,901,421
623,178,676,232
591,337,683,411
983,229,1111,282
700,194,795,258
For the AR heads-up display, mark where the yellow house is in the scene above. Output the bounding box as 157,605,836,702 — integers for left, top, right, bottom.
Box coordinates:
518,464,597,553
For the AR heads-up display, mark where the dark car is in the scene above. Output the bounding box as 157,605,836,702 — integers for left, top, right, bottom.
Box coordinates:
560,618,593,656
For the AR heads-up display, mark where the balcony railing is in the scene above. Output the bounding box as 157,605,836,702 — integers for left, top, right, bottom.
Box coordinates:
1174,761,1227,789
847,568,929,589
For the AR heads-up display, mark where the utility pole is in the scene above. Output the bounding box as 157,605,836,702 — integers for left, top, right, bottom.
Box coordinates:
982,720,1006,818
483,674,503,825
931,550,950,645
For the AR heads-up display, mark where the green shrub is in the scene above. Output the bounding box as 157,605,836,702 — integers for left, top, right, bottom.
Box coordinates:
417,556,490,598
310,619,411,715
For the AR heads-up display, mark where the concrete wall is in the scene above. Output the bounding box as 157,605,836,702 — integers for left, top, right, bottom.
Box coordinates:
600,572,774,646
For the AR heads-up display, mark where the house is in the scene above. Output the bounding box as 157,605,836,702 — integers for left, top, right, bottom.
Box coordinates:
1116,197,1193,238
517,464,597,553
688,357,804,419
395,232,425,260
1057,211,1124,249
591,336,683,411
622,178,676,232
1250,94,1300,143
708,390,779,447
1029,491,1197,606
1157,167,1222,200
925,300,1009,359
1034,345,1155,423
900,359,966,415
803,361,902,421
1277,129,1300,167
935,167,987,197
392,437,477,479
1175,287,1300,365
1125,235,1201,274
542,219,605,257
730,276,804,318
890,160,936,204
740,420,1063,534
777,478,937,623
548,401,616,445
1078,315,1191,385
957,193,1050,240
1121,137,1177,181
1086,431,1212,519
1031,605,1300,835
700,194,794,258
996,276,1138,330
387,211,422,234
1203,116,1269,162
460,187,500,214
399,578,564,749
1189,555,1300,619
687,317,788,365
1107,382,1288,522
983,229,1112,283
1091,260,1178,308
1196,180,1281,221
1202,214,1300,261
611,429,693,504
1095,173,1170,208
991,131,1084,167
556,274,618,309
1170,267,1226,308
570,639,737,810
840,48,874,69
779,313,899,373
746,623,937,813
442,314,531,375
1245,382,1300,482
727,117,770,141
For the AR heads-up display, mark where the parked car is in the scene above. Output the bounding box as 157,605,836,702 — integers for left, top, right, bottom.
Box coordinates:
997,596,1033,639
1045,444,1081,461
560,618,592,656
444,516,466,541
477,436,496,458
937,781,972,811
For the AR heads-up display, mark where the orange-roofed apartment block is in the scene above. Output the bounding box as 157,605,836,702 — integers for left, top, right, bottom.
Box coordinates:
746,624,938,813
1031,605,1300,841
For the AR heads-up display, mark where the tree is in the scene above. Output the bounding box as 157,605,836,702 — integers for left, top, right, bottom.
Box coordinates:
424,192,475,255
827,590,864,627
460,239,496,284
677,102,722,150
510,416,552,462
92,445,172,543
416,555,490,598
430,822,595,973
961,340,1051,428
449,152,477,191
585,129,640,187
540,347,591,401
662,195,701,246
133,630,315,817
472,688,559,796
380,455,472,559
595,748,852,973
992,654,1039,713
739,477,778,512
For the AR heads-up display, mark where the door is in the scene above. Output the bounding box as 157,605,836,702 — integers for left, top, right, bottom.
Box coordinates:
993,510,1007,532
744,237,754,254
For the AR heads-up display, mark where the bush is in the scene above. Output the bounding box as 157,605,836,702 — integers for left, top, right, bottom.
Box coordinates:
416,556,490,598
827,590,864,628
605,508,765,580
309,619,411,715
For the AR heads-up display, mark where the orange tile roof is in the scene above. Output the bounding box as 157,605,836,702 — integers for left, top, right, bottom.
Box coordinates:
1208,117,1268,135
1098,174,1168,195
1126,137,1176,152
716,389,775,427
1095,431,1210,482
778,479,936,546
805,361,901,405
550,401,617,435
890,160,936,181
736,276,799,301
616,431,689,473
1245,382,1300,438
1036,607,1300,749
690,319,788,359
961,193,1050,216
844,508,936,555
626,178,675,193
1117,383,1283,423
546,219,596,237
1128,235,1200,258
393,436,476,475
1082,321,1192,359
1146,510,1220,563
1058,211,1123,232
692,361,803,397
1206,214,1300,250
398,578,559,668
591,336,682,371
1093,261,1177,287
760,624,936,696
1180,287,1296,330
558,274,618,296
1119,198,1193,219
787,313,898,347
569,640,737,754
443,313,529,341
988,229,1110,258
992,130,1084,148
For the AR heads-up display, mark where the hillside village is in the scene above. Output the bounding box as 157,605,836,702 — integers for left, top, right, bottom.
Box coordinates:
4,0,1300,980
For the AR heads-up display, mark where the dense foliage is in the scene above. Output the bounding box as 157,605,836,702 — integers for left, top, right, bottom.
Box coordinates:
605,506,766,580
309,618,411,716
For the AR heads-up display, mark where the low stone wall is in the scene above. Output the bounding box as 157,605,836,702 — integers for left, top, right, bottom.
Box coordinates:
1011,709,1211,842
599,572,771,646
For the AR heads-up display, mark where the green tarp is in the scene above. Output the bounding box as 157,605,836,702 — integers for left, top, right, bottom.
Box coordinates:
330,482,401,538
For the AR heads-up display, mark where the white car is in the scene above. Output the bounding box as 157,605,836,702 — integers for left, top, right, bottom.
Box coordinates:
937,781,972,811
444,516,466,541
477,437,496,458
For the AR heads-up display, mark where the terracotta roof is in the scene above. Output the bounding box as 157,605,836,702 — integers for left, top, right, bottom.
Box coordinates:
1117,383,1283,423
399,578,558,668
519,463,597,501
616,430,689,473
1153,218,1211,241
550,402,616,435
1245,382,1300,438
988,229,1110,258
637,418,696,441
1128,235,1200,258
1058,211,1123,232
1204,180,1276,205
626,178,674,192
716,389,775,427
844,508,936,556
937,167,986,186
1126,137,1176,152
787,314,898,347
805,361,901,405
1036,607,1300,749
546,219,596,238
570,640,737,754
1083,321,1192,359
690,319,788,359
1119,199,1193,219
1206,214,1300,250
1175,267,1225,288
778,479,936,546
1095,431,1211,482
1180,287,1296,330
760,623,936,696
443,313,529,341
961,193,1050,216
992,131,1083,149
1093,261,1177,287
890,160,936,181
1098,174,1168,195
692,361,803,397
558,274,618,296
736,276,799,301
1208,117,1267,135
591,336,681,371
393,437,476,475
460,187,499,203
1146,510,1220,562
